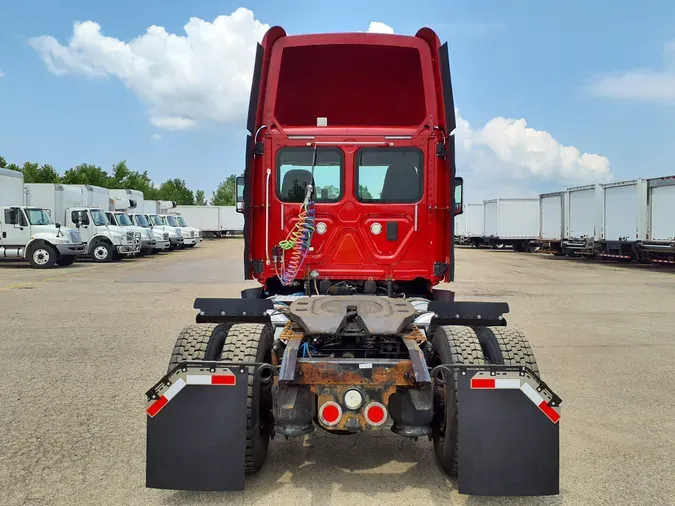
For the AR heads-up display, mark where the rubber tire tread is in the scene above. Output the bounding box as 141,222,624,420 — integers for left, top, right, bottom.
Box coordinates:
220,323,273,474
475,327,539,375
167,324,226,374
28,243,57,268
432,325,486,477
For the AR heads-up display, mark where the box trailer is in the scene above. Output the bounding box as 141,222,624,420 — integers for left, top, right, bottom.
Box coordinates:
538,192,565,255
561,184,602,257
174,206,221,237
218,206,244,237
636,175,675,265
453,209,467,244
482,198,539,251
0,168,85,267
596,179,643,261
465,203,485,247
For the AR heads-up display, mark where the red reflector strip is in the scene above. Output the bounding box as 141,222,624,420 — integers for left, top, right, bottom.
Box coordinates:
212,374,236,385
538,400,561,424
147,396,168,418
471,378,496,389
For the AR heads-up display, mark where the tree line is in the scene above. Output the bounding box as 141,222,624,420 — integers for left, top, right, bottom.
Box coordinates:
0,155,236,206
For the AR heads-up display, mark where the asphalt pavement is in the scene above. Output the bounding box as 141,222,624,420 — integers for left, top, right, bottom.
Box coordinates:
1,241,673,506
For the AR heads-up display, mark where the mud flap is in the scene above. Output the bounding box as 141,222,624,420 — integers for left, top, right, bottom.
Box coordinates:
457,366,561,496
145,363,249,491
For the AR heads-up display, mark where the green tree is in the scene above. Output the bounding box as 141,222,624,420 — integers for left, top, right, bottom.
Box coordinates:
358,184,374,200
62,164,111,186
195,189,207,205
157,178,195,205
109,160,159,198
0,156,6,168
6,163,21,173
210,175,236,206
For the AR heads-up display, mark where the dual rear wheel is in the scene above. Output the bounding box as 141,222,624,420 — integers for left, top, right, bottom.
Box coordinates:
168,322,274,474
430,325,539,477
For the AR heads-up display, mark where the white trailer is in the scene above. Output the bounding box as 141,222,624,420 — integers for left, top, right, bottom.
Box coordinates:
595,179,644,261
538,192,566,255
0,168,85,268
636,175,675,264
464,203,484,247
561,184,602,257
453,209,467,244
482,198,539,251
174,205,243,238
24,183,139,262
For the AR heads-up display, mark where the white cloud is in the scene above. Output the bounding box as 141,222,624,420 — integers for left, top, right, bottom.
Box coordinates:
454,109,612,202
29,8,271,130
151,133,162,141
586,39,675,102
367,22,394,34
27,12,611,200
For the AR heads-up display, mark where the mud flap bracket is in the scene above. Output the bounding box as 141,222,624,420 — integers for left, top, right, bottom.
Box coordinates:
145,361,274,491
456,365,560,496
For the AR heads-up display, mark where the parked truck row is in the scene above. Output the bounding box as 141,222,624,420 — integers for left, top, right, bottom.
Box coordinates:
455,174,675,265
0,168,204,268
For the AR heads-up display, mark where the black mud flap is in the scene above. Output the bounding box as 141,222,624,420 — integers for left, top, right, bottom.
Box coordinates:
456,365,561,496
145,361,272,491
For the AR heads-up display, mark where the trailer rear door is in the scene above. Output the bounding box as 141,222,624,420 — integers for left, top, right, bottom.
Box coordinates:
649,178,675,241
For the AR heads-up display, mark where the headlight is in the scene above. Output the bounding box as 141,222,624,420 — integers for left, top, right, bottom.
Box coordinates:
113,235,122,244
146,230,153,240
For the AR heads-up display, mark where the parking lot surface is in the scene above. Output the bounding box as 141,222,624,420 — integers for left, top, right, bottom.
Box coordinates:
1,241,674,506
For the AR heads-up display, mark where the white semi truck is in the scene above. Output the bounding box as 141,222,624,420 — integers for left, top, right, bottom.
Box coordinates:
24,183,140,262
0,168,85,268
108,189,170,254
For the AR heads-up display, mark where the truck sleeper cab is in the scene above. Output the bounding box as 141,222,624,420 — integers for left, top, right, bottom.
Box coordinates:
0,206,85,268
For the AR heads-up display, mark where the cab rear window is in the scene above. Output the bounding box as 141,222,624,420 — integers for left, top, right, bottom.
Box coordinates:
355,148,423,203
277,148,343,203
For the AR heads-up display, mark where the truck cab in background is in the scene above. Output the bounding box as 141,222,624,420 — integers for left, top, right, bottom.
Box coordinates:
146,213,184,250
105,209,156,256
159,214,198,248
127,212,171,253
23,183,140,263
173,215,203,247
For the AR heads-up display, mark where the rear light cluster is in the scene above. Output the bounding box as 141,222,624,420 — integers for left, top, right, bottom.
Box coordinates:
318,390,388,427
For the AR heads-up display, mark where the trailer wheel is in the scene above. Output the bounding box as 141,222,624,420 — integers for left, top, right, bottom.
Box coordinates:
167,323,230,373
430,326,486,477
220,323,274,474
28,243,57,268
475,327,539,375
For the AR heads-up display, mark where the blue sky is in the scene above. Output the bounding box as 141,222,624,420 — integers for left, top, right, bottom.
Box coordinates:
1,1,674,202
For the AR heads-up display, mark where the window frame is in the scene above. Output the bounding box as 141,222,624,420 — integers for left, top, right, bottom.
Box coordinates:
275,147,345,203
354,147,425,204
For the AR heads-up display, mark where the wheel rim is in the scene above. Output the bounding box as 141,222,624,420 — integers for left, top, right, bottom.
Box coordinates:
33,248,50,265
94,245,109,260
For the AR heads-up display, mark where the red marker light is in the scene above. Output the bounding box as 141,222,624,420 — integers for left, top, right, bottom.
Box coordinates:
365,402,387,426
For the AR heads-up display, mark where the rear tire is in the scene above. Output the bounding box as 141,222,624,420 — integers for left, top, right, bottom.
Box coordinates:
430,326,486,477
220,323,274,474
475,327,539,375
167,323,230,373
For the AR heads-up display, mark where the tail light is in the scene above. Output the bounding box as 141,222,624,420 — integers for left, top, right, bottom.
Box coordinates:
364,402,387,426
319,401,342,426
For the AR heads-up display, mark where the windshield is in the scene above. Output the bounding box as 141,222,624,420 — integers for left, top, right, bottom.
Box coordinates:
177,217,186,227
115,213,133,226
355,148,423,203
150,215,163,226
277,147,343,203
167,216,179,227
90,209,109,226
25,208,54,225
134,214,150,227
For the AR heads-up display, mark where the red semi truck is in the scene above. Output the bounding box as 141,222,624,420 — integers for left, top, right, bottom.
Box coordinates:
145,26,562,497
